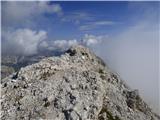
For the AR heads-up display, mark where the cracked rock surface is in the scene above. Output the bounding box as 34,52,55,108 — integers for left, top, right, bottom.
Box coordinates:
1,45,159,120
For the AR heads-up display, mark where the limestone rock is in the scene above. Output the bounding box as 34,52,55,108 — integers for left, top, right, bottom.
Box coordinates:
1,45,159,120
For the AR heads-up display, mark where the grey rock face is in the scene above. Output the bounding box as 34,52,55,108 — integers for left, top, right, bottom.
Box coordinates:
1,45,159,120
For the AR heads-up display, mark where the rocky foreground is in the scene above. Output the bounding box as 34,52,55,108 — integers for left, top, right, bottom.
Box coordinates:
1,45,159,120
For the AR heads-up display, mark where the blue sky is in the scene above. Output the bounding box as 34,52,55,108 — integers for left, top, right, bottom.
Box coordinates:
2,1,159,40
53,1,126,38
1,1,160,113
35,1,132,39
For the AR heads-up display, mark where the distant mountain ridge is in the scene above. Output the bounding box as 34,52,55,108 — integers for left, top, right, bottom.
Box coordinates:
1,49,64,79
1,45,159,120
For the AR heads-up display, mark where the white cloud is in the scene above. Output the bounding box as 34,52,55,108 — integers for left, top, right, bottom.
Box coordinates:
82,34,104,46
2,1,63,55
41,34,104,52
45,39,78,51
41,34,103,51
2,1,62,25
2,29,106,56
2,29,47,56
54,39,78,48
41,34,104,51
37,2,62,14
39,41,49,48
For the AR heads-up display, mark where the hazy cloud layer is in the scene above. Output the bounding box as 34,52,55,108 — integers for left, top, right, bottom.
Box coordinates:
84,3,159,114
89,22,159,113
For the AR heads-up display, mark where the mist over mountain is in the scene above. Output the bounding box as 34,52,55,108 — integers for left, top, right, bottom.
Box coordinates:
1,45,159,120
1,1,159,118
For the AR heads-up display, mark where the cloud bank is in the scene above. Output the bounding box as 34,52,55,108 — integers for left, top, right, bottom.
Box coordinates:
84,3,159,114
2,29,47,56
2,28,104,56
89,22,159,114
2,29,78,56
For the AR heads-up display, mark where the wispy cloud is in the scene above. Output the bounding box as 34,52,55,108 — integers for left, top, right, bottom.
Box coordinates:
80,20,116,30
93,21,115,25
61,12,93,24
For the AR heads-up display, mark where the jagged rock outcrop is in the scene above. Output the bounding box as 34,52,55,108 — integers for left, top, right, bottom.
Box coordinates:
1,45,159,120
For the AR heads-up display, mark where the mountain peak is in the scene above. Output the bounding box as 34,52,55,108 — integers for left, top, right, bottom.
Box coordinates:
1,45,159,120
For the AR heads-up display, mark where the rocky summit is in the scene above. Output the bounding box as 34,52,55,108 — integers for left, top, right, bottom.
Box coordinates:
1,45,159,120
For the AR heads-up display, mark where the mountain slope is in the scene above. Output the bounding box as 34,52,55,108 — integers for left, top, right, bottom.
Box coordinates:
1,45,159,120
1,50,64,79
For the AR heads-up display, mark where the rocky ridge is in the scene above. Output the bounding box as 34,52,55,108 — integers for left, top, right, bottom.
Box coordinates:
1,50,63,79
1,45,159,120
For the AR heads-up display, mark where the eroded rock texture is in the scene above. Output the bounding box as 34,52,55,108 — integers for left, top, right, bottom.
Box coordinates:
1,45,159,120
